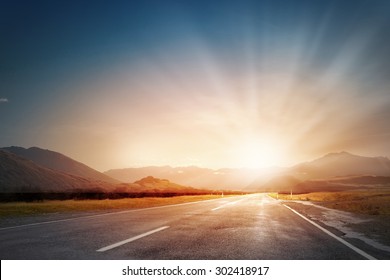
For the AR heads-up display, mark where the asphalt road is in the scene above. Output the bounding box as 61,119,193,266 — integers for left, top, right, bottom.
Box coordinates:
0,194,380,259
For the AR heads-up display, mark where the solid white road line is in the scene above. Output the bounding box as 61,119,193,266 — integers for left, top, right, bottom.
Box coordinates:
96,226,170,252
283,204,376,260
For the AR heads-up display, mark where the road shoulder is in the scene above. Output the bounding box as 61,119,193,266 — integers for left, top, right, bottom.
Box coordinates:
283,201,390,259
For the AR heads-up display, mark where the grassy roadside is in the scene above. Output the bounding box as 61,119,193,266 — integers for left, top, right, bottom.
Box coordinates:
269,190,390,215
0,194,232,218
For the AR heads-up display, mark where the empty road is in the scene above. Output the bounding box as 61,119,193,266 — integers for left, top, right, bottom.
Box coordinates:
0,194,383,259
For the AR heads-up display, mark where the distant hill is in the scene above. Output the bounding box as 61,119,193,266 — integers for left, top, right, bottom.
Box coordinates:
119,176,209,194
1,146,119,184
105,166,210,184
251,152,390,193
0,150,111,193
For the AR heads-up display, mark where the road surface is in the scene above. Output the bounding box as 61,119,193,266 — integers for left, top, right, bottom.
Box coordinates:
0,194,384,259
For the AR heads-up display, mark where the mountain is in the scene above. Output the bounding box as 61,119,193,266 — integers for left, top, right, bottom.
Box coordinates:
0,150,112,193
290,151,390,180
1,146,119,184
104,166,279,191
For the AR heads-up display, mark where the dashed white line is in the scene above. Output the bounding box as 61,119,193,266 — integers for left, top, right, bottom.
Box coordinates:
211,205,226,211
211,197,248,211
96,226,170,252
283,204,376,260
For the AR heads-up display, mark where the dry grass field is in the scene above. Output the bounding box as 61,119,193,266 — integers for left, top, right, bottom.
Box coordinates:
269,189,390,215
0,194,230,218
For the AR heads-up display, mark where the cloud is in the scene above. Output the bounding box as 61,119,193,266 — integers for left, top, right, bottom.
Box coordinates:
0,98,9,103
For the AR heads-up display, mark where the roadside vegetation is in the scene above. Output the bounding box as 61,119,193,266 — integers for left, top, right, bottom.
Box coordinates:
0,194,236,218
269,189,390,215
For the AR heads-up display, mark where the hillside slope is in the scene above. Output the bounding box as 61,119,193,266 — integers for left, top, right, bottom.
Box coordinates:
0,150,111,193
1,146,119,184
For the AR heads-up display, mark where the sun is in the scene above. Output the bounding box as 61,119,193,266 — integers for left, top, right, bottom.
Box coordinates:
232,139,283,169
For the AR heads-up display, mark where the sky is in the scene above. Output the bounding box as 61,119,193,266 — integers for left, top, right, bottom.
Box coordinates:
1,0,390,171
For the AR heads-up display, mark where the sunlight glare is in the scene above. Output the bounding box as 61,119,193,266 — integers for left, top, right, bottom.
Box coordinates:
233,139,283,169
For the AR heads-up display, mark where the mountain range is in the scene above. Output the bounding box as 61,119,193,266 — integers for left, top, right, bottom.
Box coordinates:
1,146,390,195
250,151,390,193
106,151,390,192
289,151,390,179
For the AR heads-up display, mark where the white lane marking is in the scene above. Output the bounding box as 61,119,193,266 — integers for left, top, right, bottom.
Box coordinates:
0,197,234,231
283,204,376,260
97,226,169,252
211,197,248,211
211,205,227,211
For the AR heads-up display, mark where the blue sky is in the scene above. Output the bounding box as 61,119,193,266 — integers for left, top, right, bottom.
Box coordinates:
1,0,390,170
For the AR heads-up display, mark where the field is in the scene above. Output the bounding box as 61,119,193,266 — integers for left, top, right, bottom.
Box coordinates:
0,194,230,218
269,189,390,215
